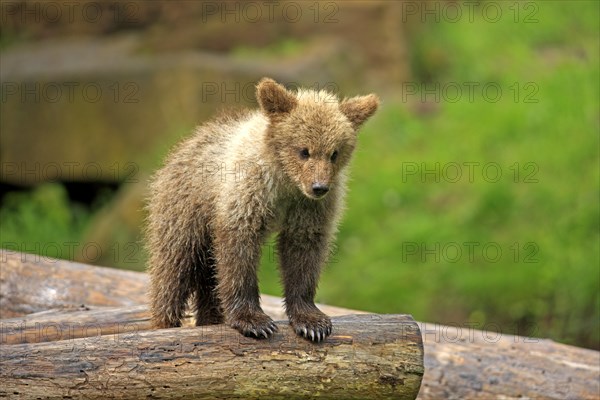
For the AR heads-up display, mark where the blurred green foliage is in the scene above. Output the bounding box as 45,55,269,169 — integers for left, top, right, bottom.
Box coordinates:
259,2,599,349
232,38,308,59
0,184,90,258
1,2,598,349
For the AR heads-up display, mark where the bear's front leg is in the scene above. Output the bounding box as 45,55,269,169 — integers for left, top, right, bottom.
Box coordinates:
278,223,333,342
214,228,277,339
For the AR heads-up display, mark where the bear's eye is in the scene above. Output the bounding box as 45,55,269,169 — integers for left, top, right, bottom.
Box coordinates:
299,148,310,159
330,150,339,163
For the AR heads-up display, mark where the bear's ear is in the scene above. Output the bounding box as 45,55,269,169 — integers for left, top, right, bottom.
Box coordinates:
256,78,297,116
339,94,380,130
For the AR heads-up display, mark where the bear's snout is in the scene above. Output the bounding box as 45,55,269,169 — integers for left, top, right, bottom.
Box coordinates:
311,183,329,198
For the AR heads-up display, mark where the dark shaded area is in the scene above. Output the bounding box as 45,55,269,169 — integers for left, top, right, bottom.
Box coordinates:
0,181,119,209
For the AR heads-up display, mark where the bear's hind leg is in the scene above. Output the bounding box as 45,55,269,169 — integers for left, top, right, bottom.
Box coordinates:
193,246,224,326
149,249,196,329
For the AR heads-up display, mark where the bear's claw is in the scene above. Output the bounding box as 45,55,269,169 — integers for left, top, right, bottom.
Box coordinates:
231,314,278,339
291,313,332,343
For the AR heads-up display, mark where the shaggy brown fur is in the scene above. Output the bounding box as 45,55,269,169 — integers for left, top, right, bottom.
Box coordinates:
146,78,379,341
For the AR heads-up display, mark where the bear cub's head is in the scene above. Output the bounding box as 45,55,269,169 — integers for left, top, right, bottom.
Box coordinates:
257,77,379,200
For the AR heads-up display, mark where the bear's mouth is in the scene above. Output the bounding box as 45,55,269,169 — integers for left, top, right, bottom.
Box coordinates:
301,185,329,201
306,192,328,200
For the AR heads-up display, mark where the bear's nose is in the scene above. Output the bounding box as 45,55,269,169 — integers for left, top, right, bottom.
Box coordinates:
312,183,329,197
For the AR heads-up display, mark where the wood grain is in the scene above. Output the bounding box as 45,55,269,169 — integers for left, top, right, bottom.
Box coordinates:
0,314,424,399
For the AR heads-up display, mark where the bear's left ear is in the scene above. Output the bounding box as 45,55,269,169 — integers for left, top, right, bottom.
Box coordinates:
256,78,297,116
339,94,380,130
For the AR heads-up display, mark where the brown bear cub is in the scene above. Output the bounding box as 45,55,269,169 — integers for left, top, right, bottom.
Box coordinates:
146,78,378,342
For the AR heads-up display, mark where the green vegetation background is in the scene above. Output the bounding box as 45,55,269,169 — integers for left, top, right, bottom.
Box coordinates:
2,2,598,349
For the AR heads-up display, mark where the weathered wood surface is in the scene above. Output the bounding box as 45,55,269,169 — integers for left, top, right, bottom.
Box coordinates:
1,303,359,346
1,304,151,345
0,313,423,399
0,250,147,318
417,323,600,400
2,250,600,399
0,250,359,320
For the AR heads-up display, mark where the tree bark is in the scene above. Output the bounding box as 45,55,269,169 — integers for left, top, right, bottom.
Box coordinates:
0,250,359,320
416,322,600,399
0,303,359,346
1,304,152,345
2,250,599,399
0,250,148,318
0,313,423,400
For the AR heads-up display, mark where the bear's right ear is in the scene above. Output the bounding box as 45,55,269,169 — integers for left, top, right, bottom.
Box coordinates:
256,78,297,116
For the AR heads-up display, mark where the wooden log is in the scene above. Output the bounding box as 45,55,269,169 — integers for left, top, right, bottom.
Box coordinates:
416,322,600,400
0,304,290,346
0,250,147,318
0,314,424,400
1,305,152,345
2,250,599,399
0,250,359,319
